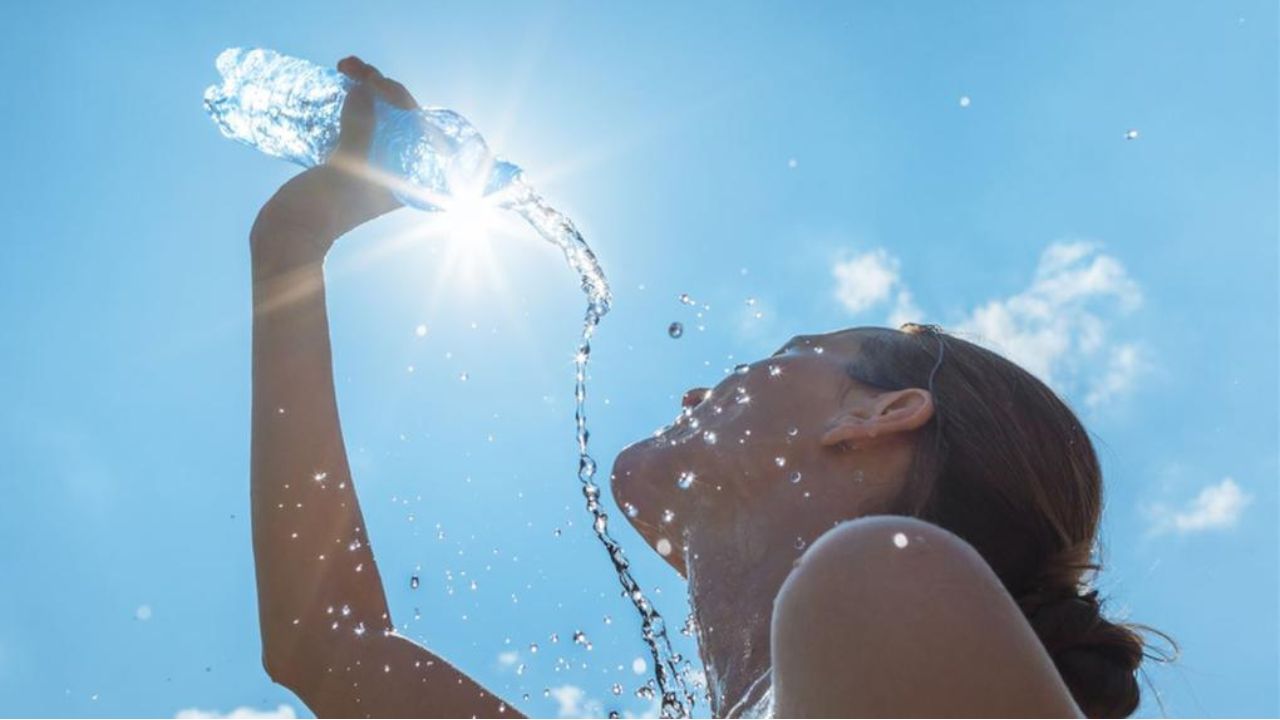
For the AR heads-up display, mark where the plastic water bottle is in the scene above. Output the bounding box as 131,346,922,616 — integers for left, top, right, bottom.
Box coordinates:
203,47,520,211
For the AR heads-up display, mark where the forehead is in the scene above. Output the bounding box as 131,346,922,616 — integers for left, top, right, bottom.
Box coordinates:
783,326,897,357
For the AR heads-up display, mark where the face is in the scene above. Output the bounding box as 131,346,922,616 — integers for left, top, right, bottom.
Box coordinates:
611,327,909,575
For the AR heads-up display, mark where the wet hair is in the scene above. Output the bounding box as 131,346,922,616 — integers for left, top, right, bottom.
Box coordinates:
846,324,1173,719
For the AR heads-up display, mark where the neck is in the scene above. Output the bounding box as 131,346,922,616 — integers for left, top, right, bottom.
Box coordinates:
685,518,796,717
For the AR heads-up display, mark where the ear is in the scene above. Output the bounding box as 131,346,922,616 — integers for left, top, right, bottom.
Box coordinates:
819,388,935,447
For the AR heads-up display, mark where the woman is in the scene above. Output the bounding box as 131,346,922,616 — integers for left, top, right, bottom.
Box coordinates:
248,57,1159,719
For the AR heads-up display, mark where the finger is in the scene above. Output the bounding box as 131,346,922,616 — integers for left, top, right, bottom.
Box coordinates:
371,76,418,109
337,55,377,82
333,81,376,160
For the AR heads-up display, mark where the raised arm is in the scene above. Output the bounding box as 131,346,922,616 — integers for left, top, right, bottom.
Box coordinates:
248,57,518,719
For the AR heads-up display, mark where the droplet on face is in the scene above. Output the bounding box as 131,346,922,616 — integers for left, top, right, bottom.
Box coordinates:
893,532,909,549
623,502,639,518
661,509,675,524
774,456,786,467
676,471,696,490
656,538,672,556
340,604,351,617
702,431,717,445
668,322,684,339
313,471,327,482
734,363,750,375
789,471,802,484
813,346,824,354
787,427,799,437
353,622,366,636
794,537,807,550
768,364,781,377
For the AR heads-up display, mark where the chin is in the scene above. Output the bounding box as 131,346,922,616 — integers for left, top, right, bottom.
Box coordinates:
610,435,675,537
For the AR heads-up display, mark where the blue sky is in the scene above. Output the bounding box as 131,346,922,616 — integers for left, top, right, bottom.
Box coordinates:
0,1,1275,717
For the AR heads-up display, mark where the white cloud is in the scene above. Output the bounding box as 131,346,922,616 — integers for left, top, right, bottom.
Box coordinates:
1085,343,1146,408
547,685,604,719
1148,478,1251,535
833,250,900,314
831,248,923,328
175,705,296,719
956,241,1143,403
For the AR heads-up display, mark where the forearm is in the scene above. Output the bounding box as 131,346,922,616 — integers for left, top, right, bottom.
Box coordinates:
249,232,391,682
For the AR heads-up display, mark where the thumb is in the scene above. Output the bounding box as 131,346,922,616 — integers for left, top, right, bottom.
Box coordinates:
332,80,377,162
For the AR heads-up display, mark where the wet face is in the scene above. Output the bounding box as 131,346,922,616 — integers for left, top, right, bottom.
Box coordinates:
612,327,909,575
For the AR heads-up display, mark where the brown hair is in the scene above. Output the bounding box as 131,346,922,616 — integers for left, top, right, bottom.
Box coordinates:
847,324,1171,718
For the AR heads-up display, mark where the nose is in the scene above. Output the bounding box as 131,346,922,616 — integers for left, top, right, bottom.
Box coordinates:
681,387,711,410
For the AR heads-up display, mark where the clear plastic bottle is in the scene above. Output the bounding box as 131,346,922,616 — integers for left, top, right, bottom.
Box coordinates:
203,47,520,211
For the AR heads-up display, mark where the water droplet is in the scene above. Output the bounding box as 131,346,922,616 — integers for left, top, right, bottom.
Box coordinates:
813,346,825,354
553,528,562,537
678,293,695,306
636,685,656,699
1125,128,1140,140
573,630,590,647
702,431,717,445
410,575,420,589
794,536,807,550
529,643,539,654
656,538,673,556
893,532,909,549
340,604,351,616
623,502,639,518
516,663,526,676
312,471,327,482
774,456,786,467
668,322,684,339
676,471,696,490
415,324,427,337
789,471,802,484
458,372,469,382
768,364,782,377
603,615,612,625
787,427,799,437
353,622,366,636
959,95,971,108
733,363,750,375
611,682,623,696
661,509,675,524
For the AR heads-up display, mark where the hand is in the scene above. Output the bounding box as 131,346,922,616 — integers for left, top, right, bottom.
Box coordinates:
250,56,421,273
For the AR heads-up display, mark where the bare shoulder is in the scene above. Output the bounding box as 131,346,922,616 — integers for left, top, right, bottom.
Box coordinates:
770,515,1082,718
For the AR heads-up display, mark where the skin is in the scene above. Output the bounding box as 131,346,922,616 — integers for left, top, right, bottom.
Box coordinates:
249,57,1084,718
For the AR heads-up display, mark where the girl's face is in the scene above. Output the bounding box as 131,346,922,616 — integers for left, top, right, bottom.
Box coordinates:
611,327,904,574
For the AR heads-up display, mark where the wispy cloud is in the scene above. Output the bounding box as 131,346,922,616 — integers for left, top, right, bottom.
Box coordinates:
831,249,922,327
547,685,604,718
1146,478,1251,535
957,241,1141,392
175,705,296,719
831,241,1146,406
